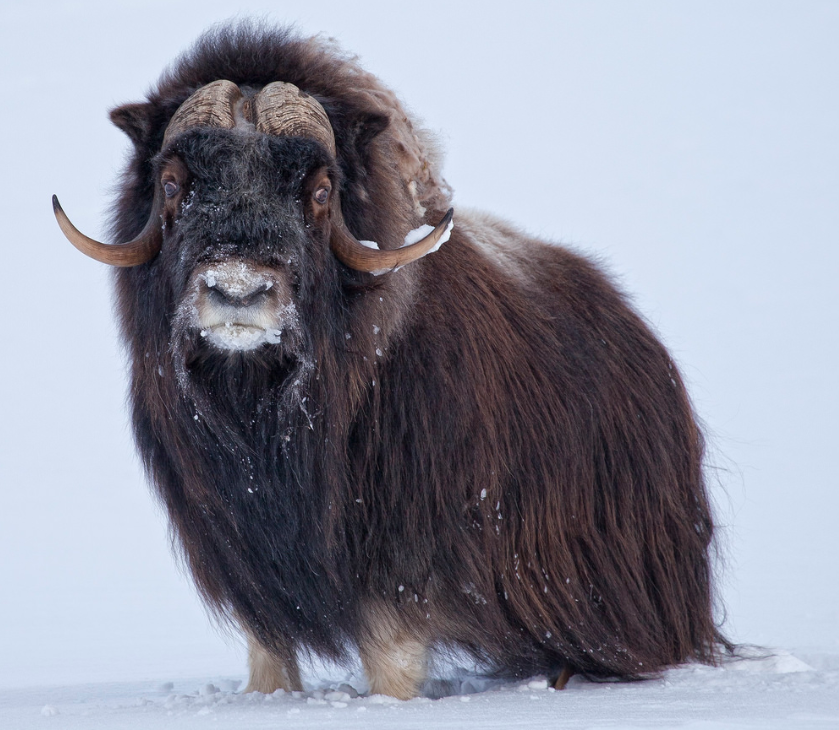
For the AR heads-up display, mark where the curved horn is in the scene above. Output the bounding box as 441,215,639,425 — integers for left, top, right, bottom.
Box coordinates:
163,79,243,145
330,208,454,274
52,194,162,267
251,80,451,273
253,82,337,157
56,80,243,267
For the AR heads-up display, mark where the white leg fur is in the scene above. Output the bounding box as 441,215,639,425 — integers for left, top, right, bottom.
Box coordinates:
243,634,303,694
358,604,428,700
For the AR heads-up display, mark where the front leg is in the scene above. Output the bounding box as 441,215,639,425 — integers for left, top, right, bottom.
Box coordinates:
358,602,428,700
243,632,303,694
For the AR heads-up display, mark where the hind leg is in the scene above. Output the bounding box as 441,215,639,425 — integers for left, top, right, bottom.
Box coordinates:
358,602,428,700
243,633,303,694
552,664,575,690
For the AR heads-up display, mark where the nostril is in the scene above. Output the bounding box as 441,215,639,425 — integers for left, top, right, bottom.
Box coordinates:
206,285,235,307
206,282,271,308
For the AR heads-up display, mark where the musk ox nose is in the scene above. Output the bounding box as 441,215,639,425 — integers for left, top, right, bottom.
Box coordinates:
188,260,298,352
206,278,272,308
201,263,274,304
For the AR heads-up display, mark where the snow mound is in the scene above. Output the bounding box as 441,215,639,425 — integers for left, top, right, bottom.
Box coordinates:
727,647,814,674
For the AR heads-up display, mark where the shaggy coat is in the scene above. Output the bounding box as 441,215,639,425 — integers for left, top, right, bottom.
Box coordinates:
107,24,724,690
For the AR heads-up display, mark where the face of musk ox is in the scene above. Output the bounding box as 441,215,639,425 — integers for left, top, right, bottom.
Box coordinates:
163,130,327,367
52,80,452,391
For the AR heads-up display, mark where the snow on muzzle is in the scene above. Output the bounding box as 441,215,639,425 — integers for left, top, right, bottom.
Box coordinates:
182,260,299,352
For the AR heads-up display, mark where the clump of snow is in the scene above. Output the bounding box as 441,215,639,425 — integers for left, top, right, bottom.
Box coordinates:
368,693,400,705
359,219,451,252
727,648,814,674
402,218,454,254
368,218,455,276
201,262,273,298
403,223,435,246
205,323,271,351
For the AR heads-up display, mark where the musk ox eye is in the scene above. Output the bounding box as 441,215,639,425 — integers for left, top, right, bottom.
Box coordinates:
313,186,330,205
163,180,180,198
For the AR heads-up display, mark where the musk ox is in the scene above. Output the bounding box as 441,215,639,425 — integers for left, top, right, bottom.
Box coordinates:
54,24,727,699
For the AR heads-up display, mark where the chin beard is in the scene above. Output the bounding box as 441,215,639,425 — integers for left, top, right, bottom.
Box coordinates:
169,322,317,436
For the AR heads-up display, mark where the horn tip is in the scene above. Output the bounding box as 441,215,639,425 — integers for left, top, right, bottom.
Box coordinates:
52,194,61,212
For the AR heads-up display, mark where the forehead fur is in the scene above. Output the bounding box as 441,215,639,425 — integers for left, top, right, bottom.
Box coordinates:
162,129,332,191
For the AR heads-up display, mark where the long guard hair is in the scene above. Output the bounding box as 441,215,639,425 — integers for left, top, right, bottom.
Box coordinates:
107,22,728,684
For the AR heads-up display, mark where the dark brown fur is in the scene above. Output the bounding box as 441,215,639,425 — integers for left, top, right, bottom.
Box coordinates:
107,23,726,687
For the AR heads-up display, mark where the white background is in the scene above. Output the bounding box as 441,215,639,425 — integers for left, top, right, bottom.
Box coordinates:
0,0,836,701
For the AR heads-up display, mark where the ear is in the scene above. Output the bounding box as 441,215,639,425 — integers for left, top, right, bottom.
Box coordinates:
352,112,390,153
110,102,155,147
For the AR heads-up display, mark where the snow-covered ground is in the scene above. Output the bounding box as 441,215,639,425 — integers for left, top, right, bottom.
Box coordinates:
1,1,838,728
3,652,839,729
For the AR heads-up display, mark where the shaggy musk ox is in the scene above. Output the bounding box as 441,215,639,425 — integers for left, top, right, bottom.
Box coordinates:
54,24,727,699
